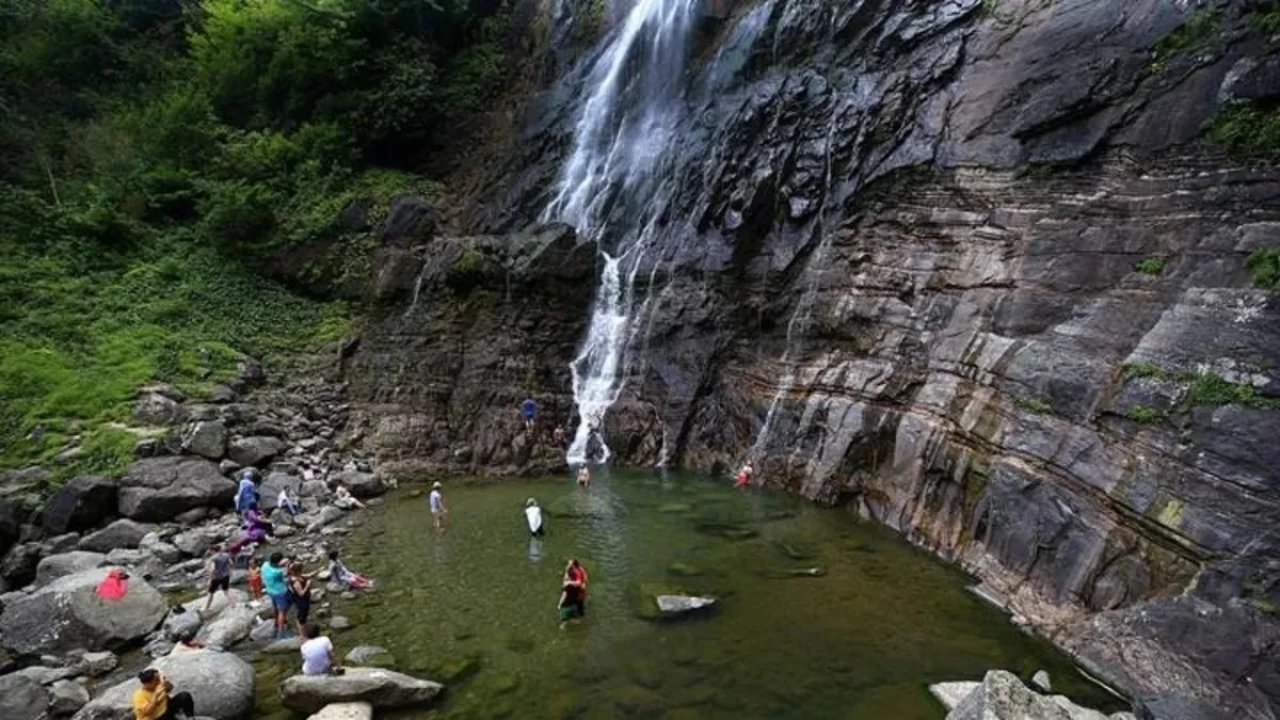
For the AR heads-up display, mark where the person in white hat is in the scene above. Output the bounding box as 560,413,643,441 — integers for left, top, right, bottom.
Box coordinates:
429,481,448,530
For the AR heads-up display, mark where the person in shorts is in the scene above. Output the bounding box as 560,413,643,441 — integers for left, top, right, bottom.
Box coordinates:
262,552,291,637
202,544,232,614
429,481,447,530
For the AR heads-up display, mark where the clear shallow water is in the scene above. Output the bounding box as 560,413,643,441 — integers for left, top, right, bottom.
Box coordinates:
254,471,1120,718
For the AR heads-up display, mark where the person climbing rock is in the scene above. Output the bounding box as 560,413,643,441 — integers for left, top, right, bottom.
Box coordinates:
300,622,344,676
525,498,545,537
132,668,195,720
734,462,754,488
202,543,233,614
429,481,448,530
553,424,566,449
521,394,537,430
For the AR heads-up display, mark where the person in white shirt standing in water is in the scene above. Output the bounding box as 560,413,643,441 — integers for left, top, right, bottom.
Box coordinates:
525,498,544,537
299,622,343,676
429,481,448,531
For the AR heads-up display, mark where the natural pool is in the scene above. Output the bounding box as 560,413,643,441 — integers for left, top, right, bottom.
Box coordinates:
254,470,1120,718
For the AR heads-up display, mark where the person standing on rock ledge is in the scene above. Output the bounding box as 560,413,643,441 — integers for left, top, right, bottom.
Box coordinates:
521,394,538,431
132,668,195,720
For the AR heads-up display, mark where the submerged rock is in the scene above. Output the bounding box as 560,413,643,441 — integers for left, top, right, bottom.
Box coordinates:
666,561,703,577
758,567,827,579
693,521,758,541
278,668,443,714
345,645,396,668
652,595,717,621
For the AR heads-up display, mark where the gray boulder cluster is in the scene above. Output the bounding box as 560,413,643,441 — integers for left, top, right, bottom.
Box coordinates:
931,671,1135,720
0,359,424,719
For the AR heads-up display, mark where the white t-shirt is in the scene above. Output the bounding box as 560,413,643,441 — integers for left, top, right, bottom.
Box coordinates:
300,637,333,675
277,489,290,506
525,506,542,531
429,489,443,513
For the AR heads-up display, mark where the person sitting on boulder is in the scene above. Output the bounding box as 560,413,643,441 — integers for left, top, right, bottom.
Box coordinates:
327,549,372,590
96,567,130,600
132,668,195,720
300,622,344,676
333,482,365,510
276,486,302,517
170,629,205,655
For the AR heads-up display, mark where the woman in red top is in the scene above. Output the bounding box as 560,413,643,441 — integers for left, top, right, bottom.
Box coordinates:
734,462,754,488
564,559,587,593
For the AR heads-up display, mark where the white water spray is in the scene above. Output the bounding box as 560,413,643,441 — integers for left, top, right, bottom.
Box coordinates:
544,0,700,465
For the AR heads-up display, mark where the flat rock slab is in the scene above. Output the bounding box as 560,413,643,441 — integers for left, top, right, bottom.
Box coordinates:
279,668,444,714
309,702,374,720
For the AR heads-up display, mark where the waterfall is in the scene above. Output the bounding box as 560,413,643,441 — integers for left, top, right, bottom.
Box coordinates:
544,0,701,466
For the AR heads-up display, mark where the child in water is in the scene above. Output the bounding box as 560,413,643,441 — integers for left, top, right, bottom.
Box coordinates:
734,462,754,488
576,466,591,487
558,559,588,625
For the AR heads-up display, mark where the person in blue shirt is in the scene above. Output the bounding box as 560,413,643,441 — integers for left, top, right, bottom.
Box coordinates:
261,552,291,637
234,469,258,518
521,394,536,430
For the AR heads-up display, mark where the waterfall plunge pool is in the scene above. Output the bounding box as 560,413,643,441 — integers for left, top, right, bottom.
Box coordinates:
253,471,1122,718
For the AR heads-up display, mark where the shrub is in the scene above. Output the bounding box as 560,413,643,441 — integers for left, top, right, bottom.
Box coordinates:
1015,396,1052,415
1180,371,1280,410
1127,406,1164,424
1135,256,1166,275
1209,102,1280,158
1246,248,1280,293
1122,362,1164,379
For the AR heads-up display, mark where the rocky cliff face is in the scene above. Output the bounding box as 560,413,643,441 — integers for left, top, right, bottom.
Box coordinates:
345,0,1280,715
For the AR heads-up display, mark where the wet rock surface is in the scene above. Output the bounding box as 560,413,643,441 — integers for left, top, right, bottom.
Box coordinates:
331,0,1280,715
278,667,444,714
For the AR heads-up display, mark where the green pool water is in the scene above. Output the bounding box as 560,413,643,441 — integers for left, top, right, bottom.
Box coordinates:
253,470,1120,718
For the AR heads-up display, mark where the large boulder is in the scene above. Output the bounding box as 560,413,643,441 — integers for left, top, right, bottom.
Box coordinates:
74,649,254,720
36,551,108,585
949,670,1132,720
132,391,187,426
185,421,228,460
227,436,285,468
49,678,90,716
43,475,118,535
0,567,167,655
117,457,236,522
78,519,150,553
1,542,42,588
195,605,258,648
172,526,227,558
330,470,385,499
0,672,49,720
381,195,437,248
279,668,444,714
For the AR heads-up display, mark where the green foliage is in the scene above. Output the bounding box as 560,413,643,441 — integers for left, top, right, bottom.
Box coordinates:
1015,396,1053,415
1149,9,1221,71
1208,102,1280,158
1254,2,1280,34
1246,249,1280,292
1122,362,1164,380
1134,256,1166,275
1179,371,1280,410
1127,406,1164,424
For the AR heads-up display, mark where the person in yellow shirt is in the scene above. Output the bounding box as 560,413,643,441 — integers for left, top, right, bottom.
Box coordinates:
132,668,195,720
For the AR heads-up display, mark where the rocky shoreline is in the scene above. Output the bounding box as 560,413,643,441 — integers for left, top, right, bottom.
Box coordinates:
0,359,452,719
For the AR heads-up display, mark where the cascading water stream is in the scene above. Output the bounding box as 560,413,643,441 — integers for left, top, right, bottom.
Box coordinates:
543,0,701,466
